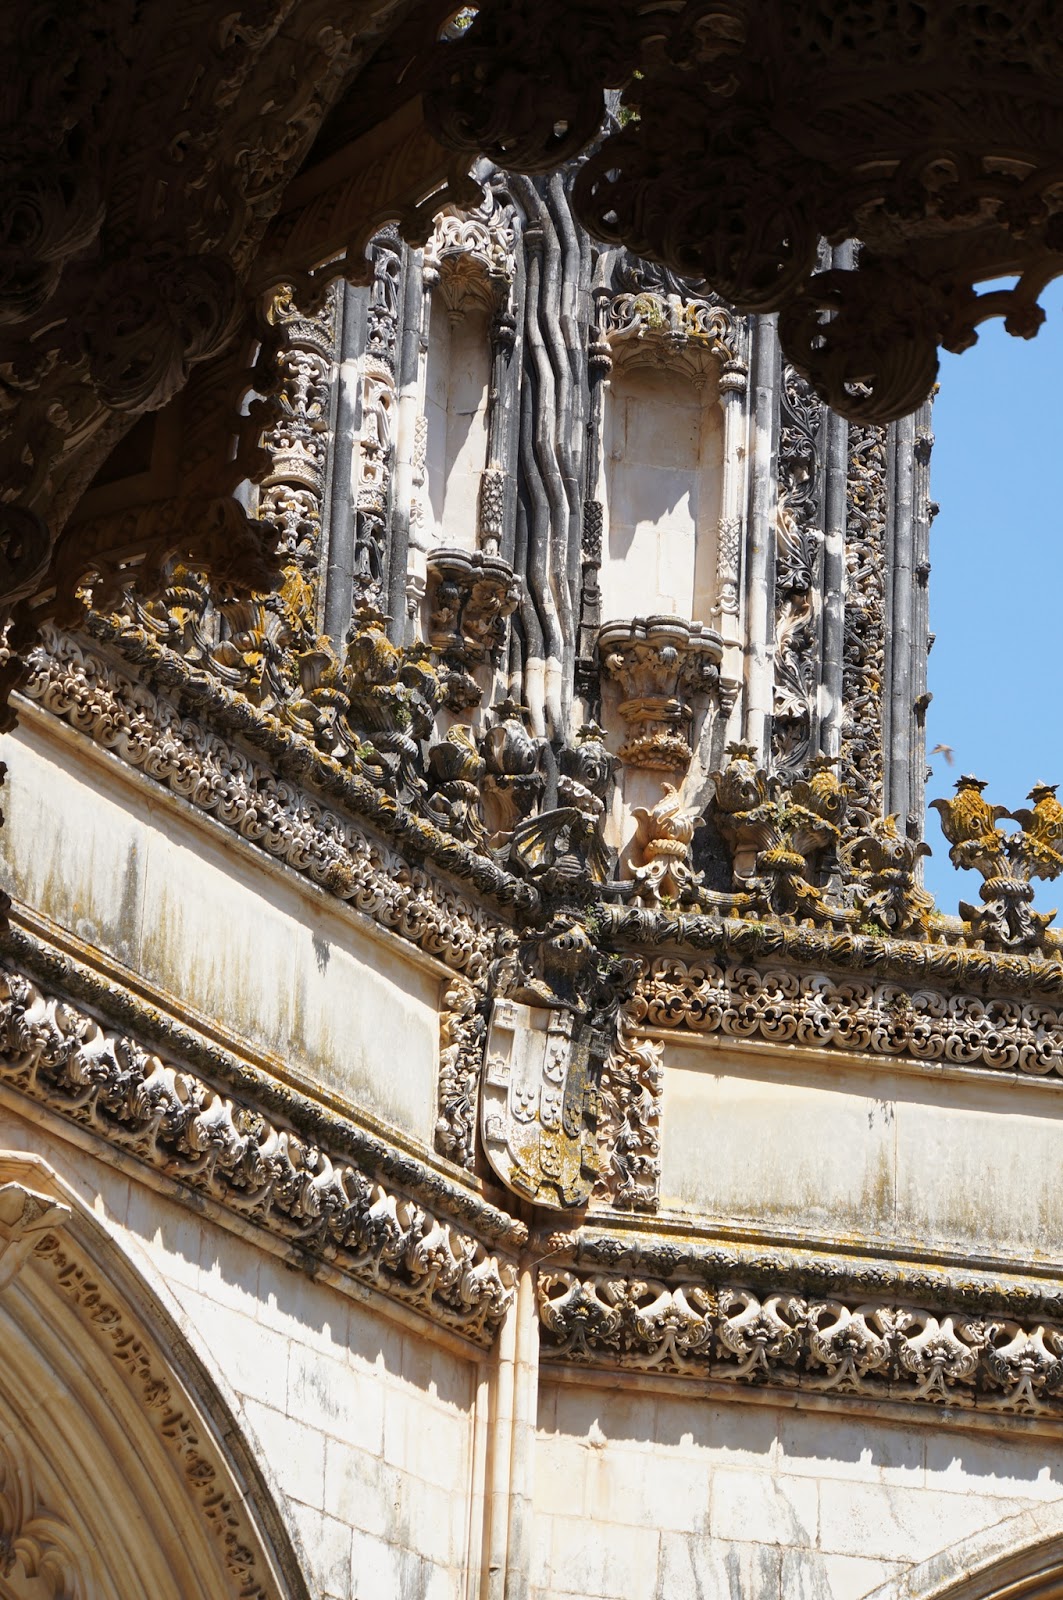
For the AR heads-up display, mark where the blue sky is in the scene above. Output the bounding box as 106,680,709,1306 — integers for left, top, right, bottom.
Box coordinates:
921,308,1063,916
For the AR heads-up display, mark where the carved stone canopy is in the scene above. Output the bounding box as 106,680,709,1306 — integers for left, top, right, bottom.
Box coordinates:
425,0,1063,423
598,616,722,773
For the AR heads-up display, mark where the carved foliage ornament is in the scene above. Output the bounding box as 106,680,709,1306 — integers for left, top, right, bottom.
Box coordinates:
21,627,509,978
0,967,515,1342
538,1270,1063,1415
426,0,1063,421
932,776,1063,953
628,956,1063,1079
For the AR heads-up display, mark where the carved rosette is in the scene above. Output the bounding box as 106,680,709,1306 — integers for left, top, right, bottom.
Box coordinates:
599,616,722,772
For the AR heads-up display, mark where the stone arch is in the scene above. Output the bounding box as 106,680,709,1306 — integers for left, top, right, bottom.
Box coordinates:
863,1503,1063,1600
0,1151,308,1600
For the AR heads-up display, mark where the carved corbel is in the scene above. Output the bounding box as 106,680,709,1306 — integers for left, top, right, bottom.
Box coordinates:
0,1181,70,1291
630,783,705,908
598,615,722,773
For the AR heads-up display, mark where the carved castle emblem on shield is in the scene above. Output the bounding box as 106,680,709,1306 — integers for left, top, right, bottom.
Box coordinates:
481,999,606,1208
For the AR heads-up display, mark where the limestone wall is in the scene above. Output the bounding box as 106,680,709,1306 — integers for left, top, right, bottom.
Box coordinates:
532,1377,1063,1600
659,1037,1063,1270
0,711,444,1148
0,1104,484,1600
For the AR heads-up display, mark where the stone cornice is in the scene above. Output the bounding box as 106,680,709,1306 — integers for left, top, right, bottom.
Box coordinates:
537,1265,1063,1418
602,905,1063,1004
0,940,521,1345
20,625,1063,1051
544,1228,1063,1324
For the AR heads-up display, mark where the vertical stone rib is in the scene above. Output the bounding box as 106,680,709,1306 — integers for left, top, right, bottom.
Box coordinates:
386,247,425,643
743,314,781,760
322,280,366,644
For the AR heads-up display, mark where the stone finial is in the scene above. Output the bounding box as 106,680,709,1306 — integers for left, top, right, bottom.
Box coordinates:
426,724,488,846
598,616,722,772
931,776,1063,951
557,723,617,819
480,698,546,836
711,746,847,924
850,813,933,935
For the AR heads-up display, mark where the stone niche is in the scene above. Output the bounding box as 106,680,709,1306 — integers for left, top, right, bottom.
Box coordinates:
423,301,493,552
598,358,725,625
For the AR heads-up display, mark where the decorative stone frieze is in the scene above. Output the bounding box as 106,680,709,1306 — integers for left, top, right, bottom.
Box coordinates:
537,1268,1063,1415
626,955,1063,1080
601,902,1063,1004
598,616,723,772
932,776,1063,953
0,966,516,1344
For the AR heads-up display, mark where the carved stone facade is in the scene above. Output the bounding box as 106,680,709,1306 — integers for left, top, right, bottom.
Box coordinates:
4,124,1063,1600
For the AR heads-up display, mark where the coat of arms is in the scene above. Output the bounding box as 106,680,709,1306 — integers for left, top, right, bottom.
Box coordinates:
481,997,609,1208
